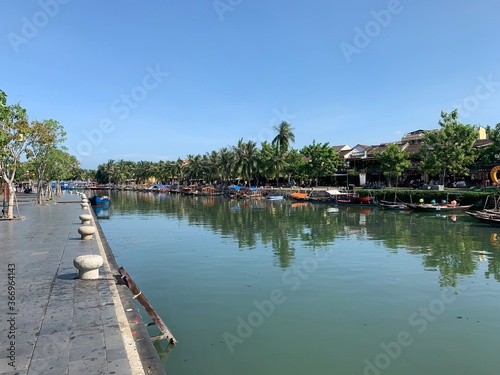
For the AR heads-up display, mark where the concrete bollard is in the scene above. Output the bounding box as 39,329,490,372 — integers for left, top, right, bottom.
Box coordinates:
79,214,92,225
73,255,104,280
81,203,89,209
78,225,96,240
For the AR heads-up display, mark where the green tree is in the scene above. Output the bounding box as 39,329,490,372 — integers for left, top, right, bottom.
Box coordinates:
480,123,500,166
272,121,295,183
25,119,67,205
272,121,295,154
0,90,30,218
284,149,307,184
114,159,135,186
186,154,204,182
374,143,411,187
218,147,235,185
233,139,260,186
301,141,340,186
260,141,286,186
418,110,478,184
44,150,80,196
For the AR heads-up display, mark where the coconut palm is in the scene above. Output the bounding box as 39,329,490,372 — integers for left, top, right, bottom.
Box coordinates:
272,121,295,155
233,139,259,186
271,121,295,184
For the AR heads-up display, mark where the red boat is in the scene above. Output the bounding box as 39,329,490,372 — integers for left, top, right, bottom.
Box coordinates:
336,195,375,205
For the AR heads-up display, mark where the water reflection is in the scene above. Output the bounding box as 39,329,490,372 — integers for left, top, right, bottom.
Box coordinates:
102,190,500,287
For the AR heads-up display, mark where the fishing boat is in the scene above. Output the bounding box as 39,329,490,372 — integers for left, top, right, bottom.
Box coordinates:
290,191,309,201
466,211,500,226
290,190,332,203
89,195,111,207
405,202,473,211
335,194,375,205
378,193,409,210
378,200,409,210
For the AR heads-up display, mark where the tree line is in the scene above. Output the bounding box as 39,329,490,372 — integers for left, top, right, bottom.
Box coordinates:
1,90,79,218
97,110,499,189
2,86,500,220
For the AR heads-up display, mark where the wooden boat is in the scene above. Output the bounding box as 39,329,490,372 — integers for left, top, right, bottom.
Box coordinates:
467,211,500,226
199,186,222,196
290,192,309,201
89,195,111,207
378,200,409,210
405,203,473,211
289,190,333,203
377,193,409,210
335,195,375,205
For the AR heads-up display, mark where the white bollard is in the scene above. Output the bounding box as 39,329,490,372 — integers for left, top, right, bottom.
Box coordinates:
78,225,96,240
73,255,104,280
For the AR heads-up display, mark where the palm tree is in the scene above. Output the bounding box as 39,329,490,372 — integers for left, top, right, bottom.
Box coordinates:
272,121,295,154
218,147,235,185
233,139,259,186
271,121,295,184
186,154,205,183
105,159,115,186
260,141,286,186
173,158,185,184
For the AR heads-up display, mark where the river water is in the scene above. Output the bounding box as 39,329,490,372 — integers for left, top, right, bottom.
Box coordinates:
95,191,500,375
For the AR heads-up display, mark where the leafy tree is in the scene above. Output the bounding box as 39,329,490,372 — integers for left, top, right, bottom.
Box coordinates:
260,141,286,186
284,149,307,184
114,159,135,186
480,123,500,166
0,90,30,218
374,143,411,187
25,119,66,205
301,141,340,186
44,150,80,196
418,110,478,184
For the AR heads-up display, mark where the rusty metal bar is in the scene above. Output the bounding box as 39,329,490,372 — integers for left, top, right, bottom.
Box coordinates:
119,267,177,345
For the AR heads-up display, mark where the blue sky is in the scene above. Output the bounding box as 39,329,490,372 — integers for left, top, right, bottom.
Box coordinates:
1,0,499,169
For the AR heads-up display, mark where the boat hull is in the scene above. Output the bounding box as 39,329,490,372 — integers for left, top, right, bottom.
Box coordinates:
89,196,111,207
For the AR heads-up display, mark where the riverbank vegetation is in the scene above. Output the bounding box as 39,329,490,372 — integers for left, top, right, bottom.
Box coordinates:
2,86,500,219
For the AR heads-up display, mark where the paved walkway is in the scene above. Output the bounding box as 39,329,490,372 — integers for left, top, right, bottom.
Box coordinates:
0,192,165,375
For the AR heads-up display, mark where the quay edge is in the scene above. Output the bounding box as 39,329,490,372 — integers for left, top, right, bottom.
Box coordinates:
91,210,168,375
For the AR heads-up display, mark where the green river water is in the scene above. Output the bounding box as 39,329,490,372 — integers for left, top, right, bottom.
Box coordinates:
95,191,500,375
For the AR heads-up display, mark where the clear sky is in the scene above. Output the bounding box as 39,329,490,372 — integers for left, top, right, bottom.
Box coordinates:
1,0,499,169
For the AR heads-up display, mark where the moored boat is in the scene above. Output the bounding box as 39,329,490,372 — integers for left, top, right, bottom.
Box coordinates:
405,202,473,211
467,211,500,226
89,195,111,207
335,195,375,205
378,200,409,210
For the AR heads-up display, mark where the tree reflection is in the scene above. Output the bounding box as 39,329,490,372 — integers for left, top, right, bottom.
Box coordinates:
104,191,500,286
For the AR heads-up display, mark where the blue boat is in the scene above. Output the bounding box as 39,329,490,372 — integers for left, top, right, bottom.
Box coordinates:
89,195,111,207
